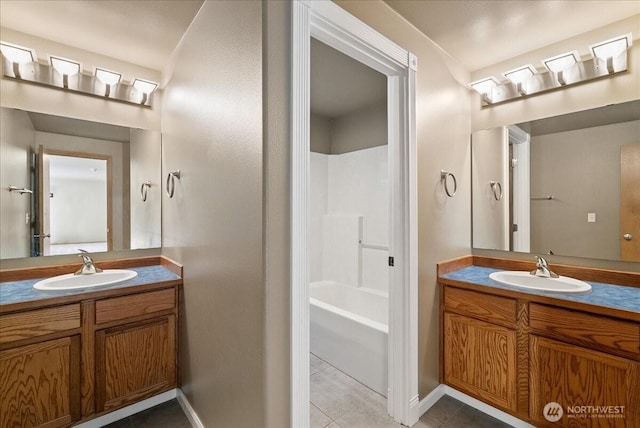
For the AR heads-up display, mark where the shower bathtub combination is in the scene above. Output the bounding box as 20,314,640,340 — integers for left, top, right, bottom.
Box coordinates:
310,280,388,396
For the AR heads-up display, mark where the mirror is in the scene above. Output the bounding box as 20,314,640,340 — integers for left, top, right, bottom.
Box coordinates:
472,99,640,262
0,107,162,259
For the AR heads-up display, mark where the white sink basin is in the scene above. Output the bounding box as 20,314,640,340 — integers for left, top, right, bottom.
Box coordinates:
33,269,138,291
489,271,592,293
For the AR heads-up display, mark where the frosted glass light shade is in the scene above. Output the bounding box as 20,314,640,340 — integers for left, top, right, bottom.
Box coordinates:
590,33,632,60
50,56,80,76
503,65,536,85
469,77,499,95
0,42,34,64
132,78,158,94
542,51,580,73
95,68,121,85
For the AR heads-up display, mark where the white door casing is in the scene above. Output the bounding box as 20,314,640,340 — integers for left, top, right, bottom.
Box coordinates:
291,1,418,426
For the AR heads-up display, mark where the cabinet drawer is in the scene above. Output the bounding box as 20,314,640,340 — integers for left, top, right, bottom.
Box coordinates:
0,304,81,344
530,304,640,356
96,288,175,324
444,286,516,327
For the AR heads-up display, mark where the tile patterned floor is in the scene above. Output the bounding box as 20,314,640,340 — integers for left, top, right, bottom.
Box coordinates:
105,355,514,427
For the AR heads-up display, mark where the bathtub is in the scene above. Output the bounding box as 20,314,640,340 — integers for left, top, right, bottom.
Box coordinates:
310,281,388,396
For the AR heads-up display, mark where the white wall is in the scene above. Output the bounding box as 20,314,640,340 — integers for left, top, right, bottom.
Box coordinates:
129,129,161,249
0,108,35,258
49,175,107,244
310,152,328,282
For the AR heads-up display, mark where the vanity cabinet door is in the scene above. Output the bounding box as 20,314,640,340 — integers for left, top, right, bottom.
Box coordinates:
95,315,176,412
443,312,517,412
530,335,640,428
0,336,81,428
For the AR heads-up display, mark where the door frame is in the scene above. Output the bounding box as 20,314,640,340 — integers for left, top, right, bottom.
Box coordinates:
291,1,418,426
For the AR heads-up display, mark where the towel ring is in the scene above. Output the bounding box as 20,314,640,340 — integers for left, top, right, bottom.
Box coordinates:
166,170,181,198
140,181,151,202
440,170,457,197
489,181,503,201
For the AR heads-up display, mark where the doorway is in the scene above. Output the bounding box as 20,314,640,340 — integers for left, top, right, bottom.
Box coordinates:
38,146,112,255
292,2,418,426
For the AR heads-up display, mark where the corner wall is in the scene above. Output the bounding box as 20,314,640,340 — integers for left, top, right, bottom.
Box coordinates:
335,0,472,398
161,1,266,426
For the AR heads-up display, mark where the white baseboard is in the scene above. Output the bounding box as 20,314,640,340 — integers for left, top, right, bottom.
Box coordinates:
177,389,205,428
412,384,446,422
443,385,536,428
73,389,177,428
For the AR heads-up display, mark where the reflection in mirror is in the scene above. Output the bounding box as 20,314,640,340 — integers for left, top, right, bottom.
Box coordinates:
0,107,162,259
472,99,640,262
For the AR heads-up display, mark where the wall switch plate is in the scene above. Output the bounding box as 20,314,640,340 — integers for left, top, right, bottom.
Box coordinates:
25,213,30,224
588,212,596,223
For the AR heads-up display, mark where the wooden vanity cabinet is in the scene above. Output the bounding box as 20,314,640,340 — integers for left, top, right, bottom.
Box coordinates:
0,283,179,428
441,282,640,427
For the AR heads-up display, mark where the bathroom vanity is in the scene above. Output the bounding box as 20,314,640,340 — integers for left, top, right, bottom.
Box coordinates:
438,256,639,428
0,257,182,428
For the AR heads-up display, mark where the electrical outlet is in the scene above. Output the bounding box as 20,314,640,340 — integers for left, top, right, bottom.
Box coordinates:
587,212,596,223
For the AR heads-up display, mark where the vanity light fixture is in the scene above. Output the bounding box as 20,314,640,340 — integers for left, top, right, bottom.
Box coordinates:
95,67,121,97
589,33,632,74
503,64,536,95
50,56,81,88
471,32,632,107
469,77,499,104
541,50,580,85
1,39,158,107
0,42,35,78
132,78,158,105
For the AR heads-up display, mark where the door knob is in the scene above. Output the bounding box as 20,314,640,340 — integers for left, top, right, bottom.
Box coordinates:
623,233,633,241
34,233,51,239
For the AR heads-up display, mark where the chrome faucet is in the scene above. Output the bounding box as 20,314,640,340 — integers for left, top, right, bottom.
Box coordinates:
74,249,103,275
530,256,558,278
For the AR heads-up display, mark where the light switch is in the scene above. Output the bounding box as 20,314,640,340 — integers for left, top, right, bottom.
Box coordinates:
25,212,30,224
587,212,596,223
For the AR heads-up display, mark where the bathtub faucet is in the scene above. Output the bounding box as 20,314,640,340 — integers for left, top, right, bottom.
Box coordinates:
530,256,558,278
75,249,103,275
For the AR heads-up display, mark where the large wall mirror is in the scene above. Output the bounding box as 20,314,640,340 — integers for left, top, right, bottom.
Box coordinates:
0,107,162,260
472,99,639,263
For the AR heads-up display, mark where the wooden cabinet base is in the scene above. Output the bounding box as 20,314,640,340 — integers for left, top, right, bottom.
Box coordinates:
96,315,176,412
444,312,517,412
0,337,80,428
530,335,639,428
440,283,640,428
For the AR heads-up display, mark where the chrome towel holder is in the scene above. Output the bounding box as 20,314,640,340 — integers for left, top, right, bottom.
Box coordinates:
166,170,181,198
440,170,457,197
8,185,33,195
489,181,503,201
140,181,151,202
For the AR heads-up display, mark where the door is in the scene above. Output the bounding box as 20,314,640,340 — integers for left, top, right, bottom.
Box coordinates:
0,336,81,428
530,335,639,427
621,143,640,261
95,316,176,412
